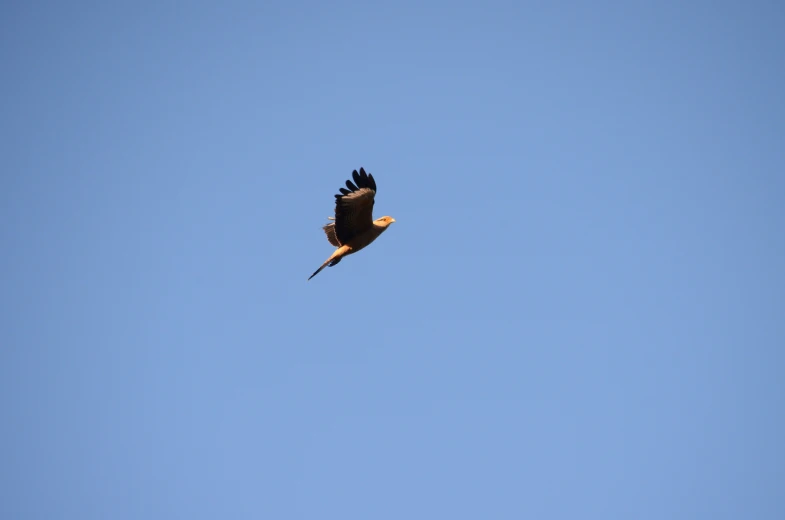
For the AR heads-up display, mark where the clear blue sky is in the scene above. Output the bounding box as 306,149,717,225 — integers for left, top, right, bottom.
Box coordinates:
1,1,783,518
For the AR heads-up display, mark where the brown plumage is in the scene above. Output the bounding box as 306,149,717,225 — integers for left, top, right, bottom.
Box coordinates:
308,167,395,280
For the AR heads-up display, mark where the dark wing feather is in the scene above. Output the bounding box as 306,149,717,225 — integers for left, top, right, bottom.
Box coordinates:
332,168,377,244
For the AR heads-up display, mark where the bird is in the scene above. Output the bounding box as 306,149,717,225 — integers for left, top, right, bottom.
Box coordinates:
308,167,395,280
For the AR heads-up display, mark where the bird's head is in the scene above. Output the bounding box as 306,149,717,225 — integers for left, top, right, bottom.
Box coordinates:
374,216,396,228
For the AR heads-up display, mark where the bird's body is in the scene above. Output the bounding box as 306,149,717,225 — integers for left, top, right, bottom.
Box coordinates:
308,168,395,280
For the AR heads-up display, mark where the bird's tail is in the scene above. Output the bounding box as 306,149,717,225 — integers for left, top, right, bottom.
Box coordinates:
308,247,347,281
308,259,331,281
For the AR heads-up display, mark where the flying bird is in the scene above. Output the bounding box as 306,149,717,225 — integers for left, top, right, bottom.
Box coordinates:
308,167,395,280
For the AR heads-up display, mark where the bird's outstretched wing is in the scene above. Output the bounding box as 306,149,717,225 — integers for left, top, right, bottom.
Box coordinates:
322,168,377,246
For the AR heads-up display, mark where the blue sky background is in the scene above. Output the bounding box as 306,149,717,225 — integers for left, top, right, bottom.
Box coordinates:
1,1,784,518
